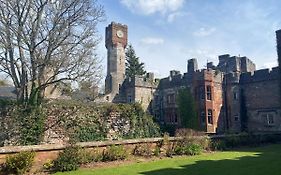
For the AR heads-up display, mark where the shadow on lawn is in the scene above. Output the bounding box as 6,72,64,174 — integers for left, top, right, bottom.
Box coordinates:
140,145,281,175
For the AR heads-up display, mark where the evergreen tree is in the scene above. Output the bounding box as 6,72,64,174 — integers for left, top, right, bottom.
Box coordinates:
125,44,146,79
276,30,281,106
177,87,199,130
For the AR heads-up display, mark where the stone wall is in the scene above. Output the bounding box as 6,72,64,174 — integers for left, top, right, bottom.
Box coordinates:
242,79,281,132
1,133,281,172
0,101,160,146
0,137,180,172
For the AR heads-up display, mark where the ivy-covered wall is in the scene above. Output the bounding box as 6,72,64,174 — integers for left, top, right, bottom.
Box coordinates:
0,99,161,146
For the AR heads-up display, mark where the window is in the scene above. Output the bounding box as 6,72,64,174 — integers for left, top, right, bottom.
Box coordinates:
207,109,213,124
119,57,122,65
169,115,172,123
268,115,274,125
234,115,239,122
118,84,121,90
106,96,109,101
175,114,178,123
167,94,175,104
263,114,274,126
200,86,205,100
201,111,206,124
206,86,212,100
127,95,132,103
233,92,238,100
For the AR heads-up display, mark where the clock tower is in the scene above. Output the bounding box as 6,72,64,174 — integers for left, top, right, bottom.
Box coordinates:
105,22,128,100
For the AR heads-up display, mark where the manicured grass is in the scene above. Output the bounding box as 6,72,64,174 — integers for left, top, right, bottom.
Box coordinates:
56,144,281,175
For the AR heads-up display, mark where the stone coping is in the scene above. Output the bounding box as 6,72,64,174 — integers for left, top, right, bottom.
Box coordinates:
0,137,182,154
1,133,280,154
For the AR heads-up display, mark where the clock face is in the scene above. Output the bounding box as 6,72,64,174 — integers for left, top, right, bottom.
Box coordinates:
116,30,124,38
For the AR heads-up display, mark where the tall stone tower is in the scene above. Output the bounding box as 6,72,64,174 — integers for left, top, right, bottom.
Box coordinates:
187,58,198,73
105,22,128,101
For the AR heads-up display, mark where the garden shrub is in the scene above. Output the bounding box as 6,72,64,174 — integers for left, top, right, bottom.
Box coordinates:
133,144,154,157
53,145,81,172
102,145,127,161
43,159,54,170
78,148,102,164
185,143,203,156
154,145,161,157
173,129,208,155
174,142,203,156
4,151,35,175
224,135,241,148
197,137,211,150
211,139,227,151
165,142,177,157
174,143,185,155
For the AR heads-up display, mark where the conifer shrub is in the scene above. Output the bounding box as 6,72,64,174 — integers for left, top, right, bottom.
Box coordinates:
153,145,161,157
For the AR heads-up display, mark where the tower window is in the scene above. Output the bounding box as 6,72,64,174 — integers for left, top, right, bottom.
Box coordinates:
207,109,213,124
175,114,178,123
200,86,205,100
167,94,175,104
127,95,132,103
206,86,212,100
234,115,239,121
233,92,238,100
201,111,206,124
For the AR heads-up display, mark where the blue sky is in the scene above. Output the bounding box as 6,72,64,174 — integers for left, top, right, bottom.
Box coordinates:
96,0,281,78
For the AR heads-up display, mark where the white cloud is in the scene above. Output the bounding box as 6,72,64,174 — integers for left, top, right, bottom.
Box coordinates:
167,12,188,23
140,37,164,45
120,0,185,15
193,27,216,37
261,61,278,69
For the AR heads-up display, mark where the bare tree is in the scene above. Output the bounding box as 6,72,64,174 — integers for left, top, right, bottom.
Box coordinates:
0,0,104,105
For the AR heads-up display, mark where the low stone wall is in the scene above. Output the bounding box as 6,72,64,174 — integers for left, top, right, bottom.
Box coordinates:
0,133,281,171
0,137,181,165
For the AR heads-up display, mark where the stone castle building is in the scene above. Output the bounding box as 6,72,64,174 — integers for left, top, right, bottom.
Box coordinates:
103,22,281,133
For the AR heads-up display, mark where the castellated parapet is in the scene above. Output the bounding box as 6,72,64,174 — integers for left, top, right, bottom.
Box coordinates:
123,73,158,88
217,54,256,73
240,67,279,83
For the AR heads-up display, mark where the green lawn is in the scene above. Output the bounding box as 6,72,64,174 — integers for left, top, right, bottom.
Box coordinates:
55,144,281,175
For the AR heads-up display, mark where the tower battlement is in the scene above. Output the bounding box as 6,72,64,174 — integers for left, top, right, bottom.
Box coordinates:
240,67,279,83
